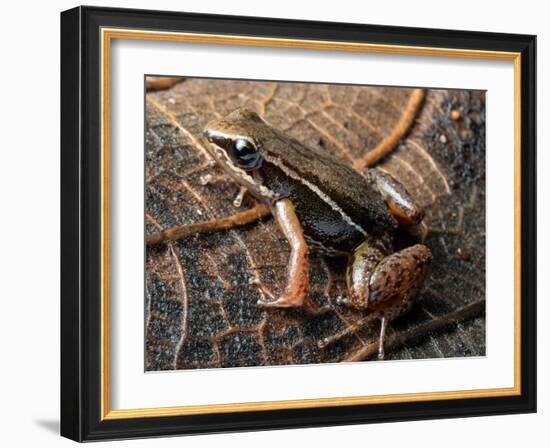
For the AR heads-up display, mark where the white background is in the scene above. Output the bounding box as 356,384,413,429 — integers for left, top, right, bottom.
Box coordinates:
0,0,546,447
111,40,515,409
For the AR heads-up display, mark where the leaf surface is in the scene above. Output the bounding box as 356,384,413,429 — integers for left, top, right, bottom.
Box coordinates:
145,78,486,370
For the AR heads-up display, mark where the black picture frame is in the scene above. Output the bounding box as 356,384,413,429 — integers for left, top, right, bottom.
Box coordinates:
61,5,536,442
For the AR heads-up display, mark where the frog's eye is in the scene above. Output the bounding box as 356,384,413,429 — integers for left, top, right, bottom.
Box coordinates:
230,139,262,170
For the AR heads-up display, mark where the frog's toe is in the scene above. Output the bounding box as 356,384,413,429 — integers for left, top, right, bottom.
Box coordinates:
257,294,305,308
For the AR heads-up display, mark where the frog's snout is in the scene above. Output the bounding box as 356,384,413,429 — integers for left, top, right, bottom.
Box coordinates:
203,128,227,150
203,128,215,142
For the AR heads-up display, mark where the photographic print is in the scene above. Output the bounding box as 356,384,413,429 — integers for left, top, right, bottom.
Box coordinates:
144,77,486,371
61,9,536,439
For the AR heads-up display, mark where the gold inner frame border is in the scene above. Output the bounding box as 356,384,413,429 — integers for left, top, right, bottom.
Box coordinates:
99,27,522,420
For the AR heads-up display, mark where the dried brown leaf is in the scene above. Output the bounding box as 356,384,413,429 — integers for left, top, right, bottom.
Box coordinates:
145,79,486,370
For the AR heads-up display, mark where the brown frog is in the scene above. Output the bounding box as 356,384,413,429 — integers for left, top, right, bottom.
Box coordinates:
204,108,432,358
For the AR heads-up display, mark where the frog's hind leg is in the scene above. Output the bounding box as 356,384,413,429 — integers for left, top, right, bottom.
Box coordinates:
364,168,424,227
346,241,432,359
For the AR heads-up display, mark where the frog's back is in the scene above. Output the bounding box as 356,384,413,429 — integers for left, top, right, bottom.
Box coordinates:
263,130,398,234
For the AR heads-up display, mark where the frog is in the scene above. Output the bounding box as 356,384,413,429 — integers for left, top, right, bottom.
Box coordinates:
203,108,432,359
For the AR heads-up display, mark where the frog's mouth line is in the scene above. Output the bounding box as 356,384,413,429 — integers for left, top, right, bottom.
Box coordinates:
203,134,278,202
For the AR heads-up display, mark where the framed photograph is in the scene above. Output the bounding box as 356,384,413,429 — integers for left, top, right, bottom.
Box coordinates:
60,6,536,442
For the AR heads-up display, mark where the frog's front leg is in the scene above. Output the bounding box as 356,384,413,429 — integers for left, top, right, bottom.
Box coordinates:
232,186,248,207
346,240,432,359
257,198,310,308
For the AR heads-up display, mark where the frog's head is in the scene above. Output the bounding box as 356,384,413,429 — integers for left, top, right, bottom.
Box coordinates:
203,108,278,200
203,108,267,170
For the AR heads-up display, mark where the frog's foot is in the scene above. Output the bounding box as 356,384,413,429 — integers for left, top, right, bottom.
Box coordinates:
253,279,324,314
259,294,325,316
254,279,306,308
258,294,306,308
252,279,304,308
